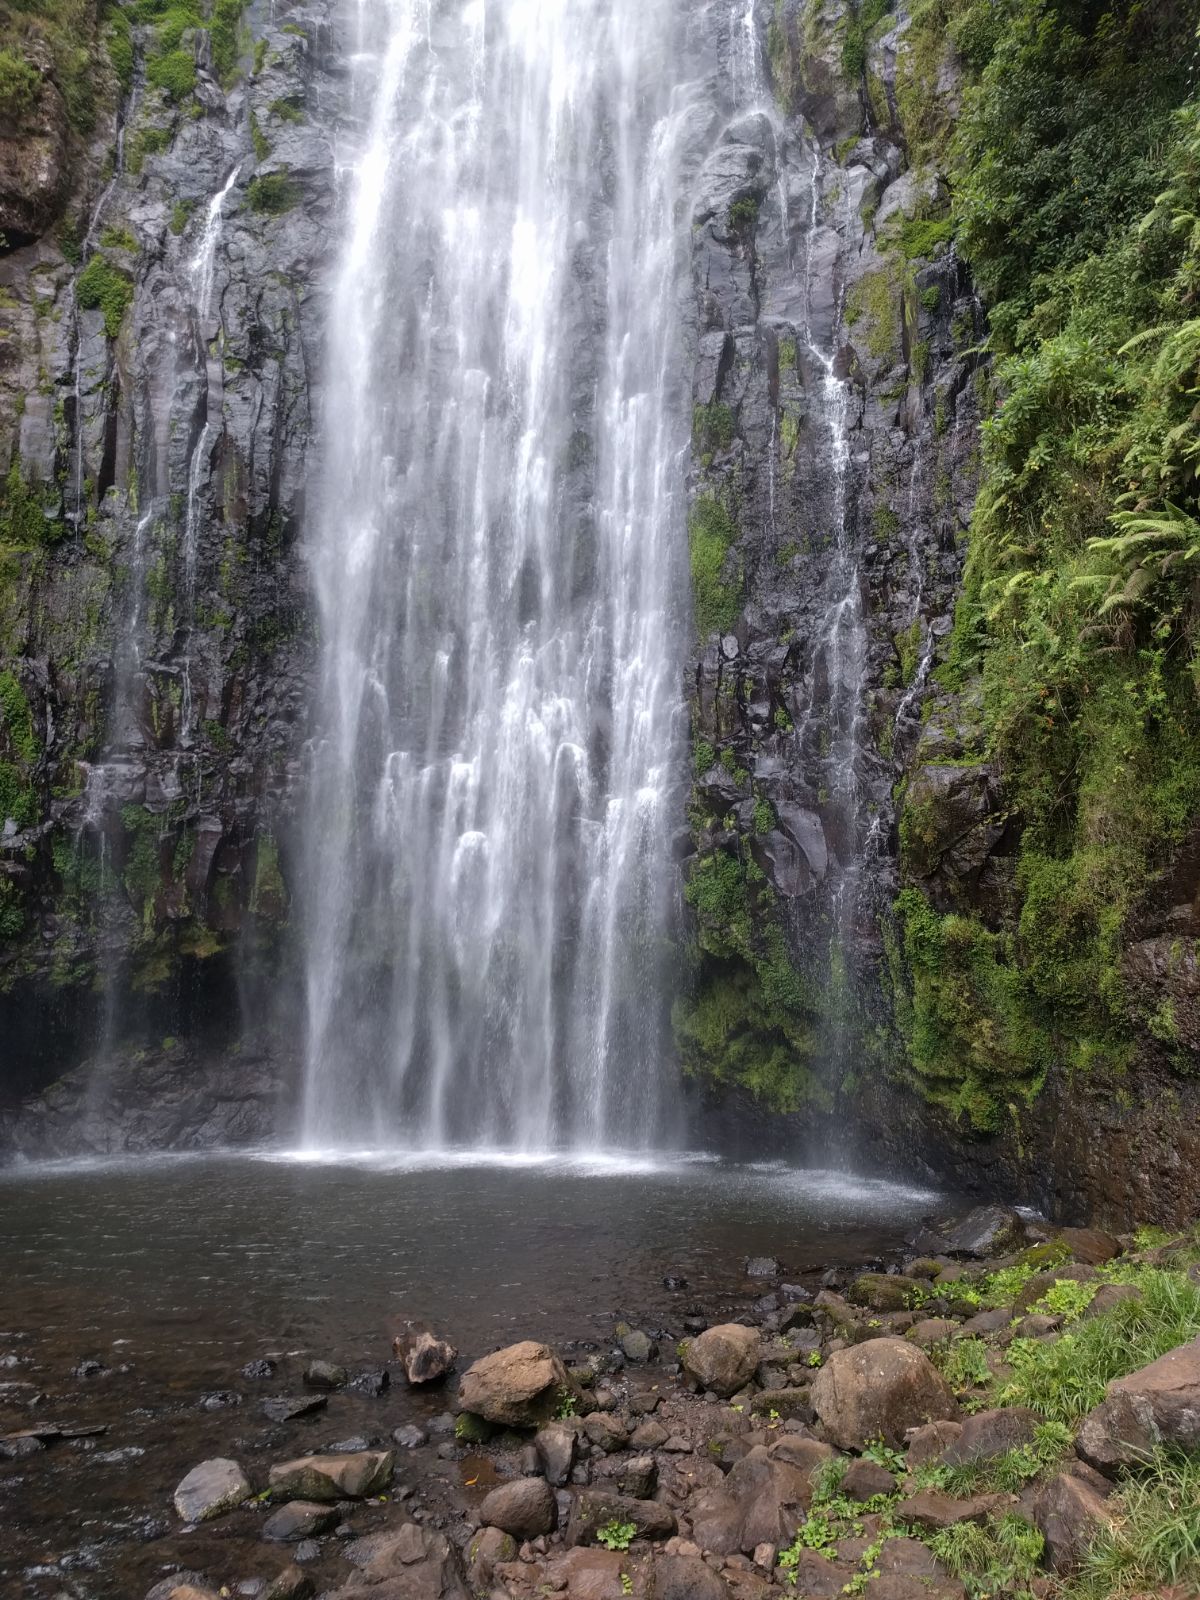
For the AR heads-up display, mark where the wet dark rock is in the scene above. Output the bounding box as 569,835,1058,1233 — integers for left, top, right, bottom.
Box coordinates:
262,1500,341,1542
1057,1227,1122,1264
327,1435,373,1453
0,1431,44,1458
466,1526,517,1588
243,1359,278,1380
173,1457,251,1522
262,1395,328,1423
663,1275,689,1291
349,1368,390,1397
72,1358,107,1378
392,1424,429,1450
629,1419,668,1451
628,1390,662,1415
744,1257,781,1279
303,1360,347,1391
393,1327,458,1386
941,1207,1027,1259
263,1569,313,1600
198,1389,242,1411
479,1476,556,1539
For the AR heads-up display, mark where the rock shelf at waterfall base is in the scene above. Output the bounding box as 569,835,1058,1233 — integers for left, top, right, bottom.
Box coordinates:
4,1206,1200,1599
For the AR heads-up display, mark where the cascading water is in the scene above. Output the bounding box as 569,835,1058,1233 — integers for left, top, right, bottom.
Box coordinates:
299,0,694,1150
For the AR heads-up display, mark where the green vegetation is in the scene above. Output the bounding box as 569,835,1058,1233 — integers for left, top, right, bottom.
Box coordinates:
1073,1452,1200,1598
147,47,196,100
688,494,741,637
0,0,107,136
0,463,59,546
0,45,40,123
894,1,1200,1122
246,172,300,216
76,255,134,338
673,845,820,1112
727,195,759,234
169,199,193,236
0,671,37,762
692,402,735,457
840,0,895,81
595,1520,636,1552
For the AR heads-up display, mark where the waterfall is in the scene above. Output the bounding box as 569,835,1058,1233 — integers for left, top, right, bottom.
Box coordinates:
299,0,692,1150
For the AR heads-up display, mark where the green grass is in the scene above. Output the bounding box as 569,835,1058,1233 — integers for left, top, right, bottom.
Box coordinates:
246,173,300,215
926,1514,1044,1596
688,494,740,636
995,1270,1200,1424
1068,1453,1200,1598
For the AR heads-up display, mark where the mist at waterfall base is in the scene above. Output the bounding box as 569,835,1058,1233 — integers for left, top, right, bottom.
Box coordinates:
0,1153,951,1598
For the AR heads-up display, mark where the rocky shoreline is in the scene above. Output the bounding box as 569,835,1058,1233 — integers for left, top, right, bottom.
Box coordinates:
4,1203,1199,1599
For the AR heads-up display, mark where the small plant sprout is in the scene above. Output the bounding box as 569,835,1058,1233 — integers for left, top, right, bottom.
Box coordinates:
596,1520,637,1552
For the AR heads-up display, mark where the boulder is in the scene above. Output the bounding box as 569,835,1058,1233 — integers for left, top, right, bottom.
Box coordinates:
908,1319,958,1348
614,1455,657,1498
268,1450,394,1502
479,1475,556,1538
457,1340,571,1426
688,1444,816,1556
904,1420,962,1465
895,1489,1008,1531
848,1274,922,1312
652,1554,732,1599
261,1395,327,1423
540,1547,646,1600
393,1326,458,1385
941,1206,1026,1258
746,1257,781,1278
1075,1391,1161,1476
1034,1472,1114,1574
173,1457,250,1522
1081,1283,1142,1320
566,1489,676,1546
811,1338,960,1449
465,1526,516,1588
535,1421,579,1486
303,1360,347,1390
959,1308,1011,1337
262,1500,341,1542
841,1458,896,1500
939,1407,1038,1467
585,1412,630,1452
1105,1334,1200,1450
620,1330,658,1363
1057,1227,1121,1264
331,1521,470,1598
682,1325,762,1397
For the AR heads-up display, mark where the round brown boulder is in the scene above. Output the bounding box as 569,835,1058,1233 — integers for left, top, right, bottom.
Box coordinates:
479,1475,556,1539
682,1324,761,1398
457,1340,571,1426
811,1336,960,1450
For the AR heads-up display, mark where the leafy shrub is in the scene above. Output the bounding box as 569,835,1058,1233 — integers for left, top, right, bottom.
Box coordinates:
246,173,300,215
0,46,40,124
76,255,134,338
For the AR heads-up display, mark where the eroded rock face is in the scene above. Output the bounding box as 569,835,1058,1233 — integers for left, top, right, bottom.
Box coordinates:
457,1341,571,1428
811,1337,960,1449
332,1523,470,1599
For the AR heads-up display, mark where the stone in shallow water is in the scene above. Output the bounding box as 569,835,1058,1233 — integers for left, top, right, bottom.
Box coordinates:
198,1389,242,1411
242,1358,277,1380
173,1457,251,1522
348,1368,389,1397
261,1395,328,1423
392,1423,428,1449
268,1450,394,1501
302,1360,347,1390
393,1326,458,1385
745,1257,781,1279
261,1499,341,1542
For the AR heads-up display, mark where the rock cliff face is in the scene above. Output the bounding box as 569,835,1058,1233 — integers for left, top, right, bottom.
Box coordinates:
1,0,1197,1226
0,0,335,1115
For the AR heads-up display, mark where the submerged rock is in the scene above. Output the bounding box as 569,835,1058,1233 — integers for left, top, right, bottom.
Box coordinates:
262,1500,341,1542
